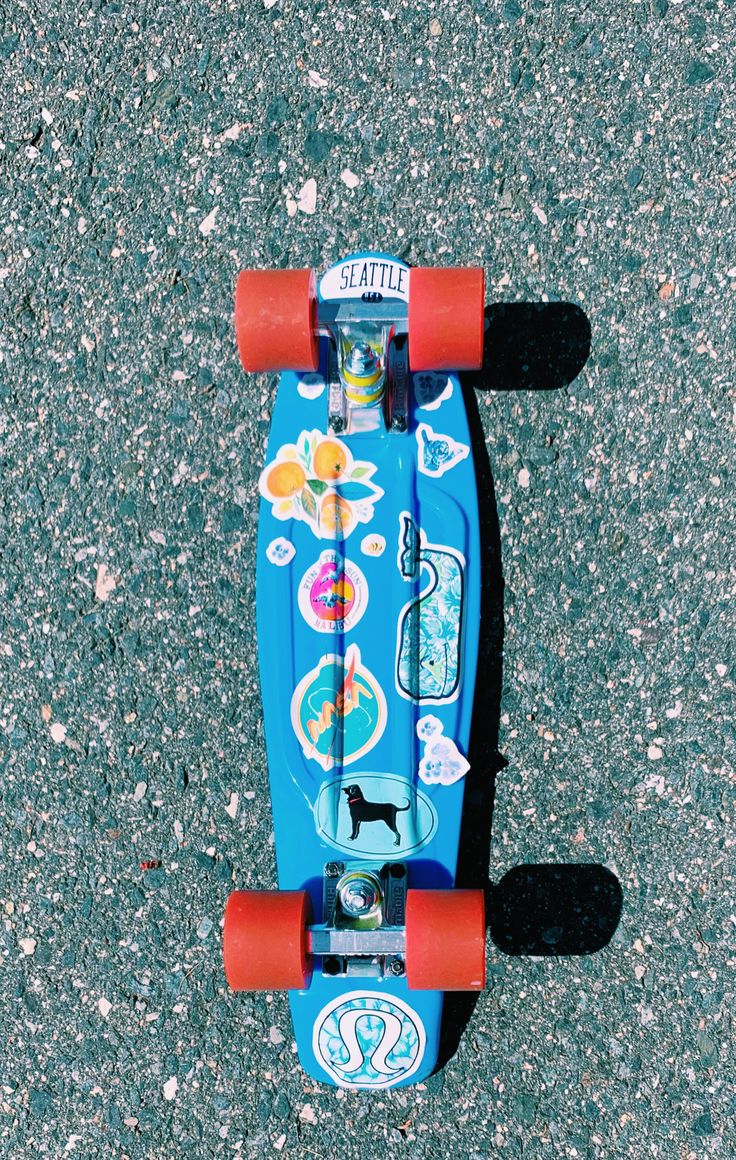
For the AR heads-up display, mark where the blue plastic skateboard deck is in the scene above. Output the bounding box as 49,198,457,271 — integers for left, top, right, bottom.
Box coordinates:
230,253,483,1089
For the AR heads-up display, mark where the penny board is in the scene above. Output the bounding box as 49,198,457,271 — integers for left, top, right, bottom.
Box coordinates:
254,259,481,1089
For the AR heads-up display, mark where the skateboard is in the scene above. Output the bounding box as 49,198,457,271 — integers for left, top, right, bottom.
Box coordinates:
223,252,486,1090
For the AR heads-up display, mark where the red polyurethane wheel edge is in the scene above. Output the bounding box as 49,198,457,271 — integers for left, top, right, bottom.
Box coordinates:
408,267,485,371
223,890,312,991
405,889,486,991
235,268,319,373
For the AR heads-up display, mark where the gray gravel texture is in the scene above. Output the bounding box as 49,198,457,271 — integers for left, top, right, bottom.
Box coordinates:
1,1,735,1157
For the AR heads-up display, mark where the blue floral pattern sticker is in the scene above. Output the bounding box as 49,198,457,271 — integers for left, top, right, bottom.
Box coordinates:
313,991,426,1089
395,513,464,704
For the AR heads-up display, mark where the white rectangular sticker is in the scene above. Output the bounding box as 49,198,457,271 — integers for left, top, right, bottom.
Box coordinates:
320,257,409,302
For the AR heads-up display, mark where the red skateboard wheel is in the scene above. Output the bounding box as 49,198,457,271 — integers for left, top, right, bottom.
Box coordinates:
235,268,319,373
405,889,486,991
223,889,312,991
408,267,485,371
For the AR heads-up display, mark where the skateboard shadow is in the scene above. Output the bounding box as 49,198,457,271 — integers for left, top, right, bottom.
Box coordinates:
490,864,623,956
435,301,622,1074
465,301,592,392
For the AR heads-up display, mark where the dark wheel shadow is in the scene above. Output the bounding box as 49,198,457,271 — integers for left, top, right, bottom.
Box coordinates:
490,864,623,956
435,301,619,1074
465,302,592,392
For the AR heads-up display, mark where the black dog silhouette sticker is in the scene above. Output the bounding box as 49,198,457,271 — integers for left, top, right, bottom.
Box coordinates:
343,784,411,847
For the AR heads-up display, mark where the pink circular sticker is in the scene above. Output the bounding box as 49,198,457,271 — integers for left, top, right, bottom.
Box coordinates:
298,551,368,634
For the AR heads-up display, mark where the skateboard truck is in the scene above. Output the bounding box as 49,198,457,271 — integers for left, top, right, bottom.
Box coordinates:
319,299,409,436
309,861,408,979
235,263,485,443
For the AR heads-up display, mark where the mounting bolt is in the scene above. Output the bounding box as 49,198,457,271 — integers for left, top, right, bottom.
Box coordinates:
325,862,342,878
337,871,382,919
387,956,405,977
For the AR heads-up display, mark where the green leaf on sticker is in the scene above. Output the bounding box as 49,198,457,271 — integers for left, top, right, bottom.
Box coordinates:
350,465,373,479
301,486,318,521
307,478,329,496
336,481,377,503
302,436,311,461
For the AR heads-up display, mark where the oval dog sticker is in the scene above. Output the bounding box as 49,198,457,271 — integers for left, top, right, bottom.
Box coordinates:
314,772,438,859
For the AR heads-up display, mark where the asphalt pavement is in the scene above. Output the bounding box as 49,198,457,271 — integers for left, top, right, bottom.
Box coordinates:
0,2,734,1156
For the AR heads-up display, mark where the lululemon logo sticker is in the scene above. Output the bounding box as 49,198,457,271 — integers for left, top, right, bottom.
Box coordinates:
291,644,386,771
298,550,368,634
313,991,426,1089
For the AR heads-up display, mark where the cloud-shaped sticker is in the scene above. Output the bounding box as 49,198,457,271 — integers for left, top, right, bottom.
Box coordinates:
266,537,296,566
297,373,326,400
416,716,470,786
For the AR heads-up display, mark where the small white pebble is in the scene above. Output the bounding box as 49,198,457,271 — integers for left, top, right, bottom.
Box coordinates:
532,206,548,225
222,123,240,141
149,530,166,546
307,70,328,89
173,820,184,843
163,1077,178,1101
429,17,442,35
647,745,663,761
41,107,54,125
297,178,317,215
225,792,239,819
95,563,116,602
133,781,147,802
299,1103,318,1124
19,937,37,956
98,997,112,1017
285,196,298,217
269,1025,285,1045
518,467,530,489
340,169,360,190
715,663,727,677
50,722,67,743
199,208,218,236
666,700,683,719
